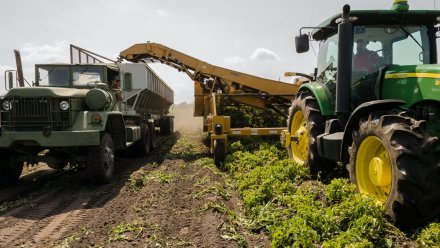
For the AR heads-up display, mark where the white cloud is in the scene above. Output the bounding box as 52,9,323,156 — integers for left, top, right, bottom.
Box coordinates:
222,56,245,66
20,40,69,63
156,9,168,17
0,65,14,71
250,48,281,61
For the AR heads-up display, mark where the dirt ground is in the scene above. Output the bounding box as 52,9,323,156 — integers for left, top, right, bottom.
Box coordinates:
0,103,270,248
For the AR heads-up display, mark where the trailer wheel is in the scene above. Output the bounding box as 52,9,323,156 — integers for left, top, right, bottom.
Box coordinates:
160,116,174,135
347,114,440,228
160,117,170,135
168,117,174,134
287,92,334,175
47,163,67,170
128,123,151,157
214,139,226,170
149,122,157,150
87,133,115,184
0,152,23,186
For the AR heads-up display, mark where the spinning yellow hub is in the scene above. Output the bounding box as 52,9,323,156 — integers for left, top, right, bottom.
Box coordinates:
290,111,308,165
356,136,392,203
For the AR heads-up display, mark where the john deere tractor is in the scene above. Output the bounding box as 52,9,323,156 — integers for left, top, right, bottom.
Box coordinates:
283,1,440,227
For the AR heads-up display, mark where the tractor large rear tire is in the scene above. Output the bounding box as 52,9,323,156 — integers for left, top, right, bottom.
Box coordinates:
287,91,335,175
347,114,440,228
0,151,23,186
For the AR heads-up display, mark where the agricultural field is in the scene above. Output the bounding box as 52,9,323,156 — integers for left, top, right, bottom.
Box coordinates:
0,103,438,247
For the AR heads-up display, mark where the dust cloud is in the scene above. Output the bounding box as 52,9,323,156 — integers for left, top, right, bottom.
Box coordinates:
170,102,203,132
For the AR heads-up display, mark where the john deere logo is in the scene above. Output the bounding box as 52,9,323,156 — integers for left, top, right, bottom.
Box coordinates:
435,80,440,86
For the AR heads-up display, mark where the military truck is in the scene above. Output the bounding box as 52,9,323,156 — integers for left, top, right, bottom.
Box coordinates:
282,0,440,227
0,62,174,185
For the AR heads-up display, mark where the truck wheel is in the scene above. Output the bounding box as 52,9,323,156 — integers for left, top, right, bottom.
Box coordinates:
287,91,334,175
149,122,157,150
0,152,23,186
87,133,115,184
128,123,151,157
347,114,440,228
214,139,226,170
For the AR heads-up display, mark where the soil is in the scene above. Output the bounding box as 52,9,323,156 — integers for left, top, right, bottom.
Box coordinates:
0,103,270,248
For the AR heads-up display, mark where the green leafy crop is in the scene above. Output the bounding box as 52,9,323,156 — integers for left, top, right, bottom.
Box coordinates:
223,140,410,247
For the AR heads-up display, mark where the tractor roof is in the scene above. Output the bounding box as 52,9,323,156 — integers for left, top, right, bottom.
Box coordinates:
312,9,440,40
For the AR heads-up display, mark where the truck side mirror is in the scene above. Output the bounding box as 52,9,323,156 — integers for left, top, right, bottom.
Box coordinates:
295,34,309,53
8,71,14,90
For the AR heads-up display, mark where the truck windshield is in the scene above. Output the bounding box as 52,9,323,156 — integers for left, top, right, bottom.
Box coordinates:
72,66,103,86
37,66,104,87
37,66,70,86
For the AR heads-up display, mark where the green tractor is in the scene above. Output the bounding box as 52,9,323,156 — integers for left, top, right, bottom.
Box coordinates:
284,1,440,227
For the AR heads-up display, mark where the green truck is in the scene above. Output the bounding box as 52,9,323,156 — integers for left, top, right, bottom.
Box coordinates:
283,0,440,227
0,62,173,185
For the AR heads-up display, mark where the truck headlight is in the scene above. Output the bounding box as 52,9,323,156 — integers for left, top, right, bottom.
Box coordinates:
2,101,11,111
59,101,70,111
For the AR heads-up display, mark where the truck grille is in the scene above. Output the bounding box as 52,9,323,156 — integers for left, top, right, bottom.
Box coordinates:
1,97,71,130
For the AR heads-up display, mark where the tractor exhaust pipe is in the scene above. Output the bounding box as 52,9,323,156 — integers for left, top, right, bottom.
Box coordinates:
335,4,353,127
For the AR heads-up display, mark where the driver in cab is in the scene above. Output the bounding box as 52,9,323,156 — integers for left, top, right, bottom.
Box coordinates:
353,39,380,73
351,39,380,106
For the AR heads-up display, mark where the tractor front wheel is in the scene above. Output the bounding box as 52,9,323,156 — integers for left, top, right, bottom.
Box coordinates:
287,91,334,175
348,114,440,228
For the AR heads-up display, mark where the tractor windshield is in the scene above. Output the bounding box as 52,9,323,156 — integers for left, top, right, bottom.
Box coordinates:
353,25,430,76
351,25,431,105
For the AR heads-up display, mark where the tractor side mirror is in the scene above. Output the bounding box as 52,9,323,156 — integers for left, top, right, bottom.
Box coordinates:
295,34,309,53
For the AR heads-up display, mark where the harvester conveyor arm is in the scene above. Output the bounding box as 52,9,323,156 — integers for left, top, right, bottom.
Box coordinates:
119,43,299,98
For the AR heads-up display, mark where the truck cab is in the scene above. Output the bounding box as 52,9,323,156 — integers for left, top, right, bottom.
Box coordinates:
0,62,173,185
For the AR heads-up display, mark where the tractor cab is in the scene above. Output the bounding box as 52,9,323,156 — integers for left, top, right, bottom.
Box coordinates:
297,5,440,112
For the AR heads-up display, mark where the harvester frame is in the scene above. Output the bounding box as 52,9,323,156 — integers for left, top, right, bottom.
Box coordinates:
119,43,300,164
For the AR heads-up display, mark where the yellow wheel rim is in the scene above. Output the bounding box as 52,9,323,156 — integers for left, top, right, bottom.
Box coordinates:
289,111,308,165
356,136,392,203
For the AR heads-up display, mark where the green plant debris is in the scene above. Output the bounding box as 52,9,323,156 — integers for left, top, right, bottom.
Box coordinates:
224,140,413,247
201,201,236,219
219,222,248,248
193,183,230,200
166,131,206,160
128,170,175,192
54,228,92,248
416,222,440,247
108,221,148,242
192,157,215,168
0,197,36,213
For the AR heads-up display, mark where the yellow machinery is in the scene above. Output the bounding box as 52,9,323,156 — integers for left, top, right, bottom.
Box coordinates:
119,42,299,165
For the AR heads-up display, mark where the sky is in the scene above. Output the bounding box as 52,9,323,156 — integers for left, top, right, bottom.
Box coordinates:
0,0,437,103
